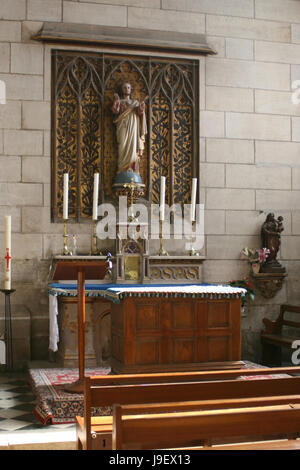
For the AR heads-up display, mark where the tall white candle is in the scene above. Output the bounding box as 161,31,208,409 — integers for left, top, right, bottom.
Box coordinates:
63,173,69,220
4,215,11,290
160,176,166,221
190,178,197,222
93,173,99,220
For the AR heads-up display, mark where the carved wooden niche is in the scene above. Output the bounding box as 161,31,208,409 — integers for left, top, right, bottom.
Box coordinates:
51,50,199,222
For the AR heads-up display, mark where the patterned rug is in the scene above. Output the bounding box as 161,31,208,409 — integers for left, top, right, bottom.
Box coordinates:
28,367,111,425
28,362,290,426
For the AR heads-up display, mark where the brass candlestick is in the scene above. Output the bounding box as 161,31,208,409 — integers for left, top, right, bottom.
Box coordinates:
158,219,169,256
63,219,72,255
189,220,199,256
90,220,103,255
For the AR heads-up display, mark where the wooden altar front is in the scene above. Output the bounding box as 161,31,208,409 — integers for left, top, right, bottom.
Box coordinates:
110,290,243,373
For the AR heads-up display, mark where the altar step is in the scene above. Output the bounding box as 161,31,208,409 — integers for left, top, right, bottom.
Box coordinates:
0,429,76,450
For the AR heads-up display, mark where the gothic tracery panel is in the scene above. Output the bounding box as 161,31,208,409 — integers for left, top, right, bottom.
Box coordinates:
52,51,198,222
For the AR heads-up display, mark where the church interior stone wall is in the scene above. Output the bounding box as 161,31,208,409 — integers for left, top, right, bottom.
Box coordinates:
0,0,300,367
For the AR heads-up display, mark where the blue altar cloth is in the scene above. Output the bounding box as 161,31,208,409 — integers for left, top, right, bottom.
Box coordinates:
48,282,246,302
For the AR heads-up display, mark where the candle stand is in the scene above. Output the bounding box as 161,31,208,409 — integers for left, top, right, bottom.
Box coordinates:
157,220,169,256
0,288,15,371
63,219,72,255
90,220,103,255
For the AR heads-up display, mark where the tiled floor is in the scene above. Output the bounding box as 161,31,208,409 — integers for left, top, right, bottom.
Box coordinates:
0,370,76,449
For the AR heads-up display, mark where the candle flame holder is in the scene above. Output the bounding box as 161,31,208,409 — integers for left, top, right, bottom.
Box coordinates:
188,221,200,256
157,220,169,256
90,220,103,256
63,219,72,256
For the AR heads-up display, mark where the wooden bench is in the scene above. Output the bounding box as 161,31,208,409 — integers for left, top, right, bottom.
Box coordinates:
112,402,300,450
76,366,300,450
261,304,300,366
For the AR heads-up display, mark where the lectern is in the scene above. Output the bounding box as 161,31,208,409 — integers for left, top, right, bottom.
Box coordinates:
52,259,108,393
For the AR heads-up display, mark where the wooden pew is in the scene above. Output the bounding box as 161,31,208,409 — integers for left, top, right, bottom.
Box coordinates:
76,366,300,450
112,403,300,450
261,304,300,366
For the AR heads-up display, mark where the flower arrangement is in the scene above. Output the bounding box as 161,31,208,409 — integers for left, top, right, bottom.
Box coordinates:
241,247,270,273
229,278,255,306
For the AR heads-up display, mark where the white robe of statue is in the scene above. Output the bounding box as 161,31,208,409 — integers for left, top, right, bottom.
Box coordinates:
112,83,147,174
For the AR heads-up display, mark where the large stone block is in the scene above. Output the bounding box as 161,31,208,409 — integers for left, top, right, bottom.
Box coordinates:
0,182,43,206
0,207,21,232
13,233,43,259
206,138,254,164
0,21,21,42
255,41,300,65
22,101,50,130
204,210,225,235
0,73,43,100
256,190,300,211
11,43,43,75
200,111,224,138
255,90,300,116
206,188,255,210
207,235,261,260
255,0,300,24
281,236,300,260
292,117,300,142
200,163,225,188
27,0,62,21
206,58,290,91
226,164,291,190
206,86,253,112
226,38,254,60
206,14,291,43
128,6,205,34
292,168,300,190
255,141,300,167
226,210,265,235
203,260,249,284
22,156,50,183
4,130,43,155
292,24,300,44
63,1,127,26
162,0,254,17
0,156,21,182
226,113,291,141
21,21,43,42
0,43,10,73
0,101,21,129
0,0,26,20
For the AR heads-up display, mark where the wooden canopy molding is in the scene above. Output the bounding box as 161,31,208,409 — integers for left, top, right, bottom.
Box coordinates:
33,22,216,56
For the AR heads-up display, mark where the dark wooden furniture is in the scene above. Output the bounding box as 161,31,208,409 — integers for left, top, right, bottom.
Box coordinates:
261,304,300,366
76,366,300,450
111,295,242,373
52,260,108,393
112,402,300,450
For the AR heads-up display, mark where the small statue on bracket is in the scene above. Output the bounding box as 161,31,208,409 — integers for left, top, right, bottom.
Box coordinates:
260,213,285,273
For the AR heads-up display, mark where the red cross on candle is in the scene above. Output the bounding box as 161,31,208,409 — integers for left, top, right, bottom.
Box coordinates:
5,248,11,270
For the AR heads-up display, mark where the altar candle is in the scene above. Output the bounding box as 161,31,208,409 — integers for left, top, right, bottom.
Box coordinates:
190,178,197,222
63,173,69,220
160,176,166,221
93,173,99,220
4,215,11,290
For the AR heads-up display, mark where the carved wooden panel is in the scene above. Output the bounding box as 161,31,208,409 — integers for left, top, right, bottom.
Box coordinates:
52,50,198,222
111,297,241,373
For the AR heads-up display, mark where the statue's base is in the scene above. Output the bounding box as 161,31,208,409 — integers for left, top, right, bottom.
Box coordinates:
252,272,287,299
260,262,286,274
113,171,145,205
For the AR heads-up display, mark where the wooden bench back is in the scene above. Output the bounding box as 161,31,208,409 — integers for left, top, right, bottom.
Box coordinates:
112,403,300,450
278,304,300,330
82,367,300,449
